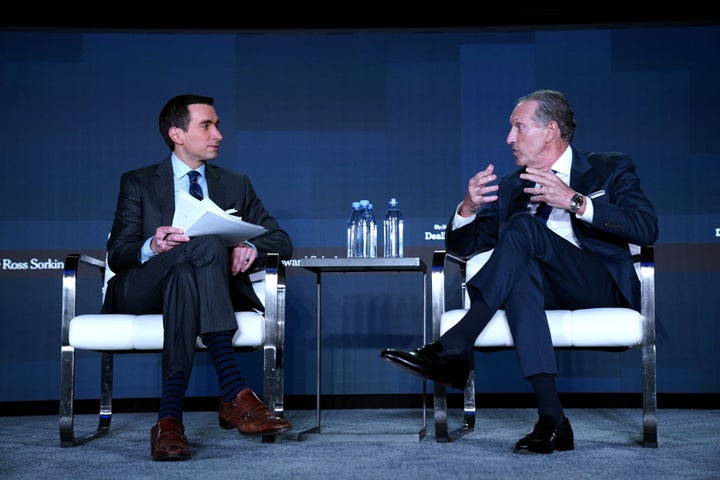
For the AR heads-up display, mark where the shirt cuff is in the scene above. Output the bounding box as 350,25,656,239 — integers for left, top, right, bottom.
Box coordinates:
576,196,594,223
240,241,257,253
140,237,156,264
452,202,476,230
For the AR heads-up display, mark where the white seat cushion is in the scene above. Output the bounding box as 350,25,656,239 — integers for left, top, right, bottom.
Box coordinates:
449,248,644,349
70,275,268,351
69,311,265,350
441,307,643,348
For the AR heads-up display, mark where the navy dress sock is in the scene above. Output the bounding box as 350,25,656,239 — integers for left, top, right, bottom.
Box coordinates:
529,373,565,426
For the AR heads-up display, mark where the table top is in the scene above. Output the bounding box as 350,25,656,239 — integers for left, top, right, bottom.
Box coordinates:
298,256,426,274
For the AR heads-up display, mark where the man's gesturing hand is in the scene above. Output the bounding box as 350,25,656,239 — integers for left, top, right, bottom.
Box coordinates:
459,163,499,217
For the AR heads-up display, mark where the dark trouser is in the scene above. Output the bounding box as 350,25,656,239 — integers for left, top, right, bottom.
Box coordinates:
441,214,626,378
106,235,249,382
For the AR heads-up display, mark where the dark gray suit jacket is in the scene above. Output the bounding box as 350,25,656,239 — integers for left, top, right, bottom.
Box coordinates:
103,156,292,312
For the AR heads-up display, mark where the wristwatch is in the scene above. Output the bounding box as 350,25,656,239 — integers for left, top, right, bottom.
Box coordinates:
569,193,584,213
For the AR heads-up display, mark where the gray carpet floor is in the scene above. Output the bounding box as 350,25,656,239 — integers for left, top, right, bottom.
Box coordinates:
1,408,718,479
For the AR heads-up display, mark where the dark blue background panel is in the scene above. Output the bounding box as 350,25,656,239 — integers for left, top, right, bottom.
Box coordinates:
0,24,718,403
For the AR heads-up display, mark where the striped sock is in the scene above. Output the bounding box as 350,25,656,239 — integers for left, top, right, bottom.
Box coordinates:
204,330,248,403
158,371,186,423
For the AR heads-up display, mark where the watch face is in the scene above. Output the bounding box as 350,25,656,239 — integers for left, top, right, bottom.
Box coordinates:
570,193,583,212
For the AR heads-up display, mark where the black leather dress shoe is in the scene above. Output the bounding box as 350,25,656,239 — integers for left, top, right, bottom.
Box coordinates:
379,341,471,390
514,415,574,454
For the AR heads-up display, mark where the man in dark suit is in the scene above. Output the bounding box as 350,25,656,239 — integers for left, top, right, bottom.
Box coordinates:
102,94,293,461
381,89,659,454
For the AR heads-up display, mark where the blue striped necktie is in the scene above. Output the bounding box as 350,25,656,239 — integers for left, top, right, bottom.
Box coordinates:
188,170,204,200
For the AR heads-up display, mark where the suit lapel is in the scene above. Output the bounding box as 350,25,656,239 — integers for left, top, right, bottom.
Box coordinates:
569,147,592,193
154,158,176,226
567,148,595,245
204,164,225,205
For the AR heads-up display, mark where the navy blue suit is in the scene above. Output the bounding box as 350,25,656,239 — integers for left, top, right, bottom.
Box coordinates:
102,156,293,380
443,148,658,377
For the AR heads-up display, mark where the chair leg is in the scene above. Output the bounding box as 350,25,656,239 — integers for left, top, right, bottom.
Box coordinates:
433,369,476,442
97,352,114,433
462,370,476,430
641,342,658,448
59,350,113,447
59,346,77,447
433,382,450,442
261,341,279,444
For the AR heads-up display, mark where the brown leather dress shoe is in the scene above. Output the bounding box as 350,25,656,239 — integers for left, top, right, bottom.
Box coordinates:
150,417,191,461
218,388,292,436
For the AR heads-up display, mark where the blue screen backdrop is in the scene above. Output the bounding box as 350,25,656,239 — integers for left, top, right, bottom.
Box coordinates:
0,24,718,403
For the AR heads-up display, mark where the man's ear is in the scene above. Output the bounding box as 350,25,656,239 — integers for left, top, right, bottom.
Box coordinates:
169,126,182,143
545,120,559,143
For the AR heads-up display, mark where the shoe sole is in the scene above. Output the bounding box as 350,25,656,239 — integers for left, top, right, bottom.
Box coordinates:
514,440,575,454
238,425,292,436
219,418,292,436
379,353,467,389
152,451,191,461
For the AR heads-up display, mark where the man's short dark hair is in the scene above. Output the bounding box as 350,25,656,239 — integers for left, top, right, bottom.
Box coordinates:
158,94,215,151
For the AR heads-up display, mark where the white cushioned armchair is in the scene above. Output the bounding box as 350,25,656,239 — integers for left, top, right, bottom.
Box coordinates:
431,245,657,447
59,252,286,447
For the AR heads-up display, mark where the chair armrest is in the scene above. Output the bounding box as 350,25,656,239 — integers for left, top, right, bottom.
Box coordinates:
61,254,106,347
262,252,285,319
431,250,472,340
431,250,448,341
638,245,655,344
261,252,286,351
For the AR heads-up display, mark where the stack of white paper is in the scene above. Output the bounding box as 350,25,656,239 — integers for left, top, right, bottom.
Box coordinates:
172,191,268,244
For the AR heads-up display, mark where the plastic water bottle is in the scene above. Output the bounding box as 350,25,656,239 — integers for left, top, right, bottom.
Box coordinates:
346,201,361,257
383,197,404,258
354,200,370,257
357,200,377,258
